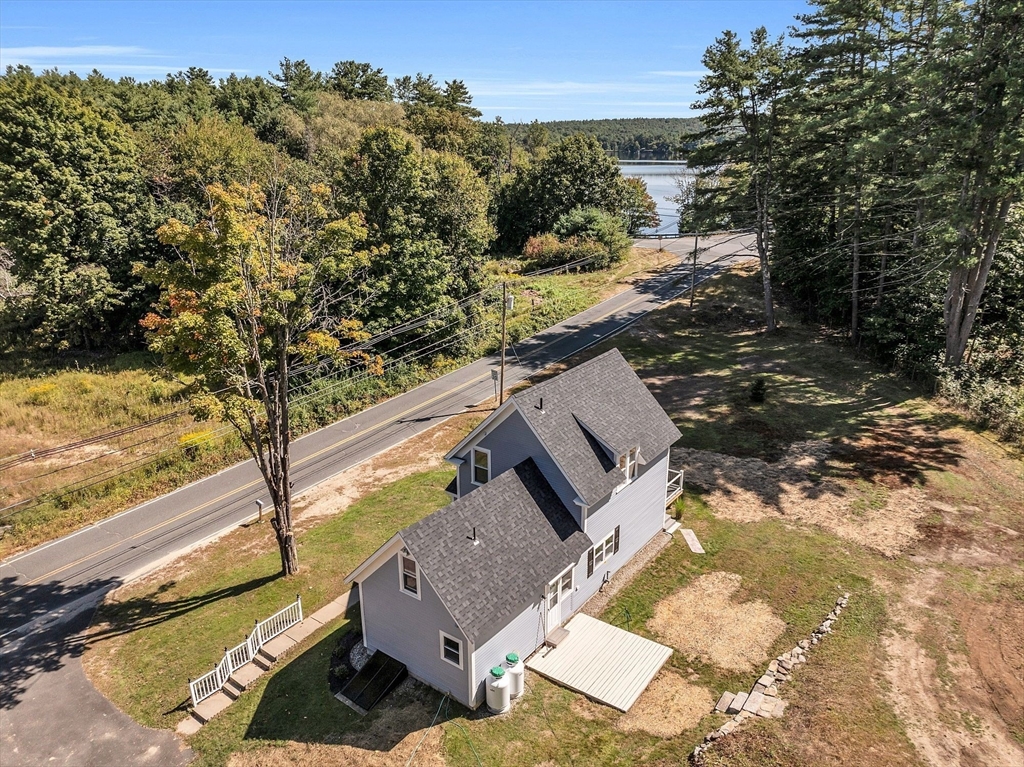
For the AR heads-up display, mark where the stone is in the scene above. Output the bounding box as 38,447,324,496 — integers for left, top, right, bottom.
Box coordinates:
727,692,748,715
743,691,765,714
822,619,833,630
779,658,793,671
715,691,736,713
772,699,787,718
757,697,776,717
768,660,779,673
720,720,738,735
757,674,775,688
766,685,778,697
753,682,767,694
798,640,810,650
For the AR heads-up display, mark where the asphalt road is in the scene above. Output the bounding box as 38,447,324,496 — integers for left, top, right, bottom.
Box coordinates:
0,232,753,767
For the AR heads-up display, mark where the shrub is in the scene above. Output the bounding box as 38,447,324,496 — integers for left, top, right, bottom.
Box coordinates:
552,207,632,268
750,378,767,403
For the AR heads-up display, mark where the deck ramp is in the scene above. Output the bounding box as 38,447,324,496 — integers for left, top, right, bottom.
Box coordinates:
526,614,672,712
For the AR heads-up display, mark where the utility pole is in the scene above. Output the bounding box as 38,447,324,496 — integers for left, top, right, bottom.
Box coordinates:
690,231,699,309
499,282,508,405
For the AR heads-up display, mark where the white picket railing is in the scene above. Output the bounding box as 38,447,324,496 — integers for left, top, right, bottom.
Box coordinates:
189,596,303,707
666,468,684,505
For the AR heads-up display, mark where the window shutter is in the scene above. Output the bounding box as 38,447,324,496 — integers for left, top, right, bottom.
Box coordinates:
613,525,621,554
587,548,594,578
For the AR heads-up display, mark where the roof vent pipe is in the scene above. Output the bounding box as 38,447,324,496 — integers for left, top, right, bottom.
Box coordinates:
536,397,544,413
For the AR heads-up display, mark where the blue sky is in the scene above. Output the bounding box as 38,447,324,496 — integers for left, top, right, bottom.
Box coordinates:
0,1,809,121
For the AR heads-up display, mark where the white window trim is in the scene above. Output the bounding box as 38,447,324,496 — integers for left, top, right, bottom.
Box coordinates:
439,630,464,670
547,563,574,604
593,531,616,569
399,553,421,600
471,446,491,486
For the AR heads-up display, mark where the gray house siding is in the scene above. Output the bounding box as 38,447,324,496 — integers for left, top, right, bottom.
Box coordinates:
359,551,469,703
458,409,582,524
568,449,670,614
469,601,546,707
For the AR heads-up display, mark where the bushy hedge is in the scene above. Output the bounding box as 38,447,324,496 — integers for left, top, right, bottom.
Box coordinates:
523,207,632,271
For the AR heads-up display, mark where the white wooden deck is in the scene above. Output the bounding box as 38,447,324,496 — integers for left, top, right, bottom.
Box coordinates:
525,614,673,712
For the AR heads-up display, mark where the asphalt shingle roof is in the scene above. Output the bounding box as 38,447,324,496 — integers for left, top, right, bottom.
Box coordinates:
401,459,592,645
512,348,683,505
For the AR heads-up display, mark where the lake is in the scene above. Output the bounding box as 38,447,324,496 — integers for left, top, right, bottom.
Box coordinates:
619,161,694,235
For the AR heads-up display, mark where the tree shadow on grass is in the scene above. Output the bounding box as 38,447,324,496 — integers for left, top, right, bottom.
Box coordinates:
0,571,278,711
244,619,453,755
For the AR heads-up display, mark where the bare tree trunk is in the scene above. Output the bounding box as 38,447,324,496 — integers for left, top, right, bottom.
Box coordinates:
755,204,776,332
851,191,862,345
943,195,1012,366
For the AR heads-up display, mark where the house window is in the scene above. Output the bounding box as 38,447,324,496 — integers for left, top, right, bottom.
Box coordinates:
400,554,420,599
440,631,463,669
616,447,639,491
587,526,620,577
619,447,639,481
472,447,490,485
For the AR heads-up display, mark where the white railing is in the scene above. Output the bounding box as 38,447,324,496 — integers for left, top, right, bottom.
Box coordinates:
667,468,684,505
189,596,303,707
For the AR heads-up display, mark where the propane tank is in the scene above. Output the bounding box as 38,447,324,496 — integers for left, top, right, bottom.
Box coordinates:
503,652,524,698
486,665,510,713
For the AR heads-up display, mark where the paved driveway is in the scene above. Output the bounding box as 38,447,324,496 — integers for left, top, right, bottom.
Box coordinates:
0,607,192,767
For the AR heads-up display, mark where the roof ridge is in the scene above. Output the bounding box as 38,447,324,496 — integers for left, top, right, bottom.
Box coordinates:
512,347,625,399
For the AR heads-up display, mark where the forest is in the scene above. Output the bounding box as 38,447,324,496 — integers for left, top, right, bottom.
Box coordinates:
524,117,703,159
684,0,1023,445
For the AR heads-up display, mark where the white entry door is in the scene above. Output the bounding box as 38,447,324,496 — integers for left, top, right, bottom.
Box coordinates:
546,565,573,632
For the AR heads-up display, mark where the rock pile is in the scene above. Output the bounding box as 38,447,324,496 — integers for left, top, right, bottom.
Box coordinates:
691,593,850,763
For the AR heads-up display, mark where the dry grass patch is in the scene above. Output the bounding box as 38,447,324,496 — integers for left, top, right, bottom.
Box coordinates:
648,571,786,673
616,670,715,738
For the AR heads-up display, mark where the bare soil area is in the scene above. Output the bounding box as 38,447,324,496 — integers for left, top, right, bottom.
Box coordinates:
675,431,932,557
647,571,786,673
616,669,716,737
880,569,1023,767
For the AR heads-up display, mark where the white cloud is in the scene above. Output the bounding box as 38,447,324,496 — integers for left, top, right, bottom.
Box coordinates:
0,45,155,58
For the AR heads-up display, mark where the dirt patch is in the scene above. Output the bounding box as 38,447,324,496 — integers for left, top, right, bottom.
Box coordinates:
226,699,445,767
956,599,1024,741
648,571,786,673
616,669,715,738
676,440,929,557
880,570,1024,767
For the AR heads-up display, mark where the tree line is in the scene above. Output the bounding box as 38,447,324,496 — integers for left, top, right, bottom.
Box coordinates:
524,117,703,159
0,60,660,356
685,0,1023,443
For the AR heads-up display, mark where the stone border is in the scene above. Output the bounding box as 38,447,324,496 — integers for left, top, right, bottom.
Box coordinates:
691,592,850,763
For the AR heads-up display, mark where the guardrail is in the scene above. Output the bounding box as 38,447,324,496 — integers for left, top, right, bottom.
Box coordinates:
189,596,303,707
667,469,684,505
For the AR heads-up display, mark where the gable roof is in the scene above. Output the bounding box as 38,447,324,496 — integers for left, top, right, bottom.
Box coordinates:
400,458,592,645
512,348,682,505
